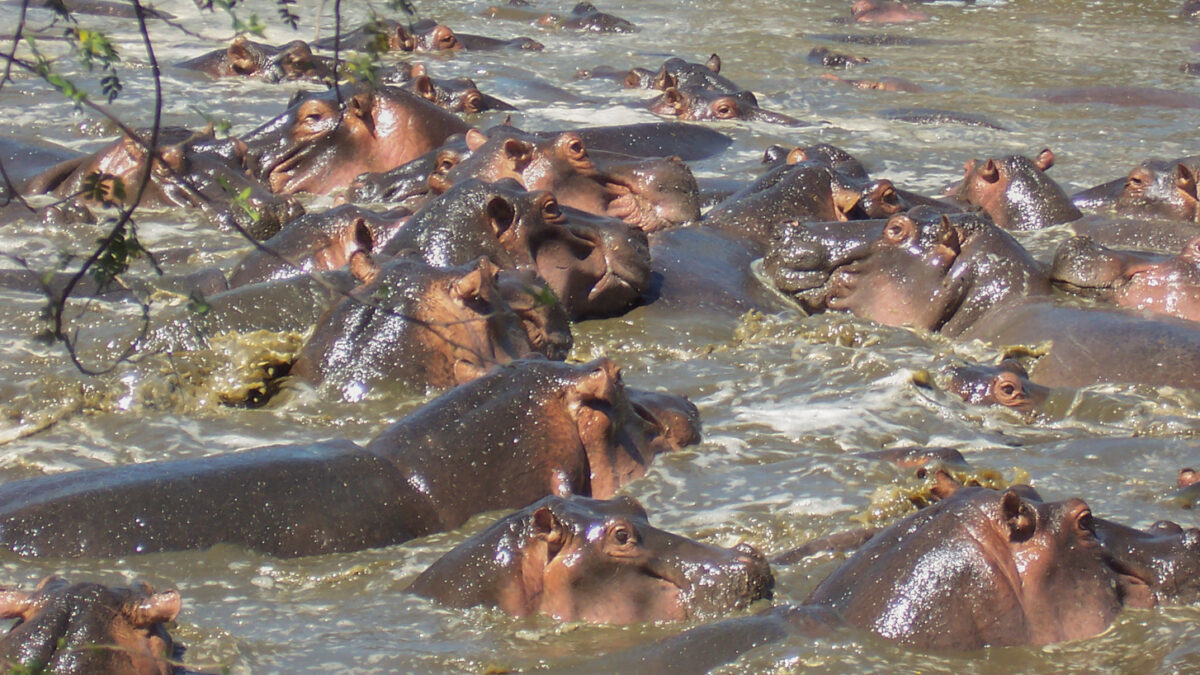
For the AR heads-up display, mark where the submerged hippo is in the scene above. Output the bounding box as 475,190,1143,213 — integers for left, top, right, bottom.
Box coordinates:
290,257,541,398
943,359,1049,412
409,495,771,623
0,577,182,675
226,204,408,288
175,37,332,82
312,18,462,52
0,359,696,557
647,87,804,126
243,84,470,195
24,127,303,239
437,127,701,230
1051,235,1200,322
946,148,1081,230
1071,155,1200,222
569,484,1194,673
766,209,1200,388
380,178,651,318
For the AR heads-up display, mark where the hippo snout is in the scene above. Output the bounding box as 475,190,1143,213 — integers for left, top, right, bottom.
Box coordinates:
765,223,835,295
678,542,774,618
1050,236,1126,289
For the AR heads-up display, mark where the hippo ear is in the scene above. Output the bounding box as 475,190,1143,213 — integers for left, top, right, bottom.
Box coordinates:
785,147,809,165
350,217,375,253
502,139,533,173
653,68,677,91
1174,163,1198,198
531,506,566,555
395,24,417,51
706,53,721,73
412,75,437,102
127,588,182,628
977,159,1000,183
0,589,34,620
158,144,186,173
486,195,516,238
452,258,498,302
227,36,256,74
662,87,686,115
1000,489,1036,541
347,93,375,133
465,128,489,152
1181,468,1200,488
410,63,427,79
572,359,620,404
349,251,380,285
990,371,1027,408
928,469,962,501
1034,148,1055,172
882,215,915,244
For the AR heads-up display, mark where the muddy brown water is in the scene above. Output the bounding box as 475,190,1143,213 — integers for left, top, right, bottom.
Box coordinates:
1,0,1200,672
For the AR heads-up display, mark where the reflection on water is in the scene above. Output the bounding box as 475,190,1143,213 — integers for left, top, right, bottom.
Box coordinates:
1,0,1199,672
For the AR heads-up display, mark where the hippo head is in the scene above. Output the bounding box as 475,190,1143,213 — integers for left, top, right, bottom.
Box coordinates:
243,85,469,195
947,148,1082,230
806,486,1131,648
291,257,539,398
27,126,303,239
409,495,772,623
446,128,601,206
404,71,515,114
595,154,701,232
395,179,650,318
945,359,1049,412
1092,518,1200,606
766,209,1049,336
621,67,657,89
648,87,801,126
227,204,407,288
261,40,332,83
496,269,574,360
0,577,181,675
357,18,460,52
1051,235,1200,322
1115,158,1200,222
651,54,738,93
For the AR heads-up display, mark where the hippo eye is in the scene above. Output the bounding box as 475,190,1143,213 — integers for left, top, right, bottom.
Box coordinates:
566,139,586,159
881,188,898,204
608,524,637,550
1126,176,1145,190
464,94,483,112
542,197,563,221
714,102,736,118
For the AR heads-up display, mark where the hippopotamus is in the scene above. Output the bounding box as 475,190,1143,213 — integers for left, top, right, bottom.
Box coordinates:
1071,155,1200,222
884,107,1006,129
762,142,869,179
312,18,462,52
175,37,332,82
848,0,930,23
1050,235,1200,322
943,359,1049,412
946,148,1081,230
496,269,573,360
648,55,743,93
702,162,902,251
289,257,540,397
379,178,651,318
545,2,637,31
766,209,1200,388
0,358,697,558
804,485,1155,648
806,46,869,68
647,87,805,126
408,495,771,623
565,483,1197,673
395,71,517,113
226,204,408,288
1184,62,1200,75
0,577,181,675
24,127,304,239
242,84,470,195
436,128,702,232
820,72,924,93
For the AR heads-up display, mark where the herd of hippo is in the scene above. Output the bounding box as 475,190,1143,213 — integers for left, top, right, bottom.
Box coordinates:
1,0,1200,672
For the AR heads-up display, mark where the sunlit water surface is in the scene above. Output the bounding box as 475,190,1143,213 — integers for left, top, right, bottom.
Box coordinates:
1,0,1199,672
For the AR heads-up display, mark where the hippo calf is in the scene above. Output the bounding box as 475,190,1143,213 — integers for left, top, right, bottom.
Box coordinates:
409,495,772,623
0,577,182,675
